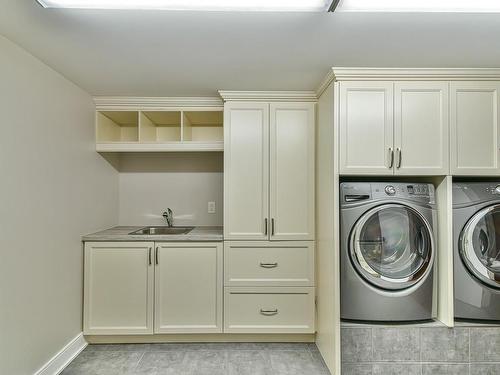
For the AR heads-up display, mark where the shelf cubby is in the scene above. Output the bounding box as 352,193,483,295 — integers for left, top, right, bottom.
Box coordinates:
96,111,139,142
140,111,181,142
183,111,223,142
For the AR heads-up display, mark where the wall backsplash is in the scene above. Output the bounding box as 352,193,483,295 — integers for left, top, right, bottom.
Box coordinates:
117,152,223,226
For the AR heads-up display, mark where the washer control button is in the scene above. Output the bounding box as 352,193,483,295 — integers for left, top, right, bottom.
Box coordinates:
385,185,396,196
495,185,500,194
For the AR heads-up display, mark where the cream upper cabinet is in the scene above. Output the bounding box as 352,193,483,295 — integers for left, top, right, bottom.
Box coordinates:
339,81,394,175
450,82,500,175
340,81,449,175
394,82,449,175
270,103,315,240
83,242,154,335
224,100,315,241
224,102,269,240
154,242,222,333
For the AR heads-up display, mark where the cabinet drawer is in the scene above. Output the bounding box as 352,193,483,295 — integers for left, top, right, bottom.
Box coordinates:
224,242,314,286
224,287,315,333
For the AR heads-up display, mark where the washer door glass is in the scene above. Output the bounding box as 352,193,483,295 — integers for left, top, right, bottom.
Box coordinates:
350,204,433,290
460,204,500,289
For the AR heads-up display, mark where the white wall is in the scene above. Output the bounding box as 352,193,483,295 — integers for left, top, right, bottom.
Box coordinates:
0,36,118,375
117,152,223,226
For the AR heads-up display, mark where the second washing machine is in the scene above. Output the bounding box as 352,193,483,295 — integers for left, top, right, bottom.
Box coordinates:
340,182,437,322
454,182,500,321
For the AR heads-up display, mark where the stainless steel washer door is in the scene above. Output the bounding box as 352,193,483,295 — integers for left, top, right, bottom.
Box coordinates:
350,204,434,290
460,204,500,289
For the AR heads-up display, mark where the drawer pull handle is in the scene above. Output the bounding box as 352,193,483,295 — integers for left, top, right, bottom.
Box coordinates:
260,262,278,268
260,308,278,316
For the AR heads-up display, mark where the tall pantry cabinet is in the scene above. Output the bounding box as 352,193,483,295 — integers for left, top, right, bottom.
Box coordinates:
220,91,316,334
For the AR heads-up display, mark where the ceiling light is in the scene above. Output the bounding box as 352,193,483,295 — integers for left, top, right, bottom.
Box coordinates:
335,0,500,12
36,0,332,11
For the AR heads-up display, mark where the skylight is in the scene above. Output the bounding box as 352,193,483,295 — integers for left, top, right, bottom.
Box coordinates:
36,0,332,11
334,0,500,12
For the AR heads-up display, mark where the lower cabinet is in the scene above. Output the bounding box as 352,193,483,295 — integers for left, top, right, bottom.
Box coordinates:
83,241,222,335
224,241,316,334
83,240,314,336
224,287,315,334
154,242,223,333
83,242,155,335
224,241,315,287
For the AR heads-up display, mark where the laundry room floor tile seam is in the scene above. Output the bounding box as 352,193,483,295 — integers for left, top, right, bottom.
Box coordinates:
371,327,374,362
468,327,471,364
133,351,146,373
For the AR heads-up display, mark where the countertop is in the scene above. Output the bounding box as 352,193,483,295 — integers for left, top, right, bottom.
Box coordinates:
82,226,223,242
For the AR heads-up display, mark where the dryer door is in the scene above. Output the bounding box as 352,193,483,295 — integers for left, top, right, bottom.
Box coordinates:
350,204,434,290
460,204,500,289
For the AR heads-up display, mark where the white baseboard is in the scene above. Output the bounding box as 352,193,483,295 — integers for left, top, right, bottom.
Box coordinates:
35,333,87,375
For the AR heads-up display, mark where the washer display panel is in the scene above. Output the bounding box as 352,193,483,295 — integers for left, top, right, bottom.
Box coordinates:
460,204,500,289
350,204,433,290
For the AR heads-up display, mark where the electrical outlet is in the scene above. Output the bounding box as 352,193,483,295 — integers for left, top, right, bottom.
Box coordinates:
208,201,216,214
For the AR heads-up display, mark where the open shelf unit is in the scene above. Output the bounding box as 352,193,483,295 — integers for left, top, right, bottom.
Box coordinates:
183,111,223,142
96,111,139,143
140,111,181,142
94,98,224,152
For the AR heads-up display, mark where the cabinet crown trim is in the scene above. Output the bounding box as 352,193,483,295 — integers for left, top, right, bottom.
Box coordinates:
218,91,317,102
94,96,223,110
317,67,500,97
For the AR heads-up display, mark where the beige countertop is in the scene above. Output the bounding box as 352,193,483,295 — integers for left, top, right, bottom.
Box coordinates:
82,226,223,242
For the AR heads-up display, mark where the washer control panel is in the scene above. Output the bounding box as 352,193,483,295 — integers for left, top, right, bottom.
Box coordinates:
482,184,500,195
406,184,430,196
378,184,431,197
452,182,500,206
384,185,396,196
340,182,436,206
376,183,434,203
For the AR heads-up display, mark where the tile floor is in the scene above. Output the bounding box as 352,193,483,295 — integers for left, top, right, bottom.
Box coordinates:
342,325,500,375
62,343,331,375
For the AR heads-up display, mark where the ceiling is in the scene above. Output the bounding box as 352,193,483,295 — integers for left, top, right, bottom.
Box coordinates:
2,1,500,96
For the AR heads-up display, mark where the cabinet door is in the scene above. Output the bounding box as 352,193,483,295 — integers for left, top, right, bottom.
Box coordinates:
394,82,449,175
270,102,315,240
154,242,222,333
83,242,154,335
450,82,500,175
339,81,394,175
224,102,269,240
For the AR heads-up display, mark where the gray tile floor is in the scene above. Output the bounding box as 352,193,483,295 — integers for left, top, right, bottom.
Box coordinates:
62,343,331,375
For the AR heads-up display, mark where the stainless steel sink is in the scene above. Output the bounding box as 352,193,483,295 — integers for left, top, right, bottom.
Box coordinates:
129,226,194,235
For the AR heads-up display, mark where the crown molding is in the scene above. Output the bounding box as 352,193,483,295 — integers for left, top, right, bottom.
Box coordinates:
94,96,223,110
218,90,317,102
316,68,336,97
327,67,500,82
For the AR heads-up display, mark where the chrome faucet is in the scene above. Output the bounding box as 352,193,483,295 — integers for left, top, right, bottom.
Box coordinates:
162,208,173,227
